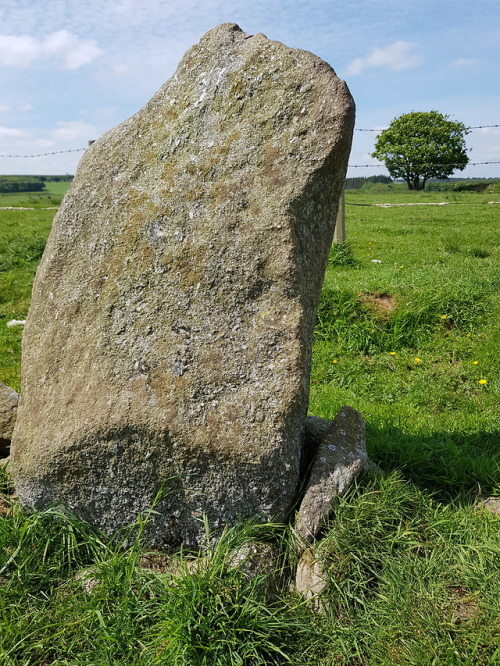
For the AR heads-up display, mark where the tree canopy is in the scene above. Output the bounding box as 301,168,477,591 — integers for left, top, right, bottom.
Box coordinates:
371,111,469,190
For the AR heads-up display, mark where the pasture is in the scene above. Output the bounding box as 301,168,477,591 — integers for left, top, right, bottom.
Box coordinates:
0,183,499,664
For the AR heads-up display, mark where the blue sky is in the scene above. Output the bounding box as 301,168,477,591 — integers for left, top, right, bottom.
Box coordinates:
0,0,499,177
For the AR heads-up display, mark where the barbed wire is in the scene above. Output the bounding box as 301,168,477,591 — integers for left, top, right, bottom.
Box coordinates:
354,124,500,132
348,160,500,168
0,122,498,161
0,148,86,158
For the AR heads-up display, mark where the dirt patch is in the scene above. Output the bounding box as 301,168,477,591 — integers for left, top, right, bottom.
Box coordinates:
359,292,396,319
449,586,481,624
139,551,173,573
0,497,10,515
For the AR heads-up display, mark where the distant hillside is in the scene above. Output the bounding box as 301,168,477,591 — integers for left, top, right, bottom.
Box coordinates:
344,175,393,190
0,175,73,194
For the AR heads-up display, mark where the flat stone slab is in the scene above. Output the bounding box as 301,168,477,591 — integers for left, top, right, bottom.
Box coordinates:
295,406,367,550
10,23,354,547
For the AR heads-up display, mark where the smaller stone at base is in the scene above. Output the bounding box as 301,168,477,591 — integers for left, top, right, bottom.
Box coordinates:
295,546,328,612
295,406,367,552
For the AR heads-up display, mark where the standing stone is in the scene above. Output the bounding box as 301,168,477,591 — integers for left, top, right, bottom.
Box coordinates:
10,23,355,547
0,383,18,457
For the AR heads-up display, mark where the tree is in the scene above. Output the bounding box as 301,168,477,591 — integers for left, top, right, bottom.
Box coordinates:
371,111,469,190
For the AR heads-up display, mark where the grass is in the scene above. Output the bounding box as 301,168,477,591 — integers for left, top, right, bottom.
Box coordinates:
0,201,57,389
1,184,499,664
311,186,499,502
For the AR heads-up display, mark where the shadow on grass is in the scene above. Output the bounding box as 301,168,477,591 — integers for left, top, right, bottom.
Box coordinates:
366,422,500,503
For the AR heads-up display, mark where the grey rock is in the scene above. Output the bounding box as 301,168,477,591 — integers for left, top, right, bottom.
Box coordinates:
228,541,277,576
479,496,500,516
10,23,354,547
295,546,328,611
295,406,367,551
0,383,18,457
74,567,101,595
228,541,280,593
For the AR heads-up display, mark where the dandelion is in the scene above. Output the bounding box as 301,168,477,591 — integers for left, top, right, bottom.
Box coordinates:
399,265,404,268
440,315,447,320
332,359,338,364
414,357,422,364
473,361,479,365
478,379,488,385
389,352,397,356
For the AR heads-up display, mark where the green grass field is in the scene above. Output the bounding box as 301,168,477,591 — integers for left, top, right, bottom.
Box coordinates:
1,183,499,664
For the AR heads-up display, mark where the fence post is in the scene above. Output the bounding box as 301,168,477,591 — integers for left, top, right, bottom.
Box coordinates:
333,190,345,243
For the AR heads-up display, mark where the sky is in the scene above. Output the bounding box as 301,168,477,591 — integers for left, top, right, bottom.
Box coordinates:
0,0,499,178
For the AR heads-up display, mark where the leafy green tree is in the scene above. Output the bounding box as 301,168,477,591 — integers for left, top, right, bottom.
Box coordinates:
371,111,469,190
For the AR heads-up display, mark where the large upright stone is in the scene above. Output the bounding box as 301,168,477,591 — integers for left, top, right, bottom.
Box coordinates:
11,23,354,547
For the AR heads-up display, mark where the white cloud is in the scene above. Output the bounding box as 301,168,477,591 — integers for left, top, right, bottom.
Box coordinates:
451,58,482,67
50,120,98,144
35,139,55,149
346,41,421,75
0,30,103,69
0,126,29,138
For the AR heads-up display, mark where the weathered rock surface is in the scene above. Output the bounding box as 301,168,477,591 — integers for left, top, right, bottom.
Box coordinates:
0,383,18,457
479,497,500,516
10,23,354,547
295,406,367,551
295,546,328,611
228,541,280,592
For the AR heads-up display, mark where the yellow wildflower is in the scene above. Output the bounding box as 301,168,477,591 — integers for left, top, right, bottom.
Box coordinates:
389,352,397,356
440,315,447,320
414,358,422,364
473,361,479,365
332,359,338,364
478,379,488,385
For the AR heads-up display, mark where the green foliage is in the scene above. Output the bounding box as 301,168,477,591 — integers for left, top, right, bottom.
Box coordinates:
145,522,304,665
0,176,45,194
0,233,47,271
328,240,356,267
315,284,493,354
317,472,500,664
1,472,499,665
0,184,499,664
0,204,54,389
426,178,500,192
372,111,470,190
344,175,393,190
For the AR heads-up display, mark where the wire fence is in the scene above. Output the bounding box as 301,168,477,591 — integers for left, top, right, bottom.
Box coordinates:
0,124,499,168
354,124,500,132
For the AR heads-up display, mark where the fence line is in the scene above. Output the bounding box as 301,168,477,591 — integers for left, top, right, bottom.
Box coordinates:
354,124,500,132
347,160,500,168
346,201,500,207
0,148,86,159
0,121,499,166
